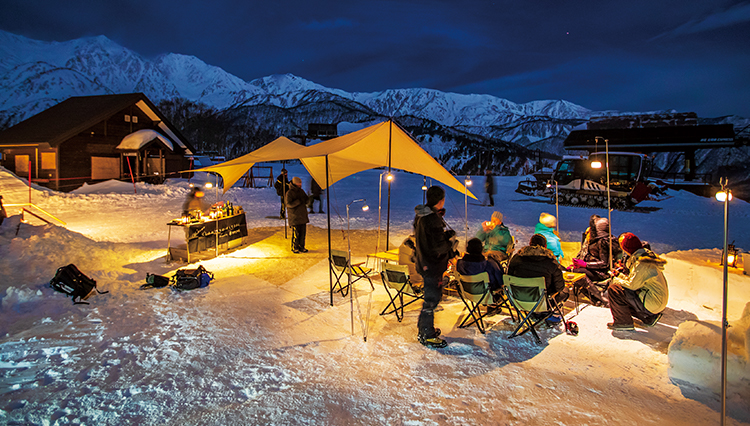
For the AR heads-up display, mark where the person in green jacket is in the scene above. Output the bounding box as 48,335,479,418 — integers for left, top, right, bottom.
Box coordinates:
606,232,668,330
476,211,513,264
535,212,563,262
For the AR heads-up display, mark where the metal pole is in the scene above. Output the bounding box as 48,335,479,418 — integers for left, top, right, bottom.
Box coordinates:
554,180,559,234
386,119,393,250
605,138,613,271
326,156,334,306
347,203,353,335
720,179,729,426
464,176,469,246
377,173,383,253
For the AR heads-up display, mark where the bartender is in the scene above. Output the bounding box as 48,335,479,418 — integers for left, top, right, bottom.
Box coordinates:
182,186,208,217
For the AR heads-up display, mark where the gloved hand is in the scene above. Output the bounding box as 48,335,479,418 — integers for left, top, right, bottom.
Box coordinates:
572,258,587,269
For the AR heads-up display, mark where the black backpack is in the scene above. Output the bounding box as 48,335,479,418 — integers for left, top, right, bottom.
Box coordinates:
140,273,171,290
172,265,213,291
50,264,109,304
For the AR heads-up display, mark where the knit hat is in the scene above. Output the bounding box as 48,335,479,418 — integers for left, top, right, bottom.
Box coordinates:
292,176,302,186
619,232,643,254
529,233,547,247
425,186,445,207
491,211,503,223
539,212,557,228
467,238,484,255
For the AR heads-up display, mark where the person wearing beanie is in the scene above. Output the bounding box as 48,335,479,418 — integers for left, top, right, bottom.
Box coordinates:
413,185,454,348
274,168,289,219
285,176,309,253
535,212,563,261
507,233,568,305
568,217,621,307
476,211,513,264
605,232,668,330
456,237,504,295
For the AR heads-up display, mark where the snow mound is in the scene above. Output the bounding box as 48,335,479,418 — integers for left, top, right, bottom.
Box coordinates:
668,302,750,399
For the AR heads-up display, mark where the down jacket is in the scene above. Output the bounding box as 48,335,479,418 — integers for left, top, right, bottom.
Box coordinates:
612,248,669,314
285,184,309,226
507,244,566,297
534,222,563,261
413,204,453,276
476,223,512,253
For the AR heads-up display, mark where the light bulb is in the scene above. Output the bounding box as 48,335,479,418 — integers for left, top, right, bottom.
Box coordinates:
386,173,393,182
591,161,602,169
422,185,428,191
205,182,213,188
715,191,732,202
362,205,369,211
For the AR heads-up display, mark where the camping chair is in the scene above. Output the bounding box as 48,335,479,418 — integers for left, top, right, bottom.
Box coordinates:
503,275,568,344
330,249,374,300
457,272,514,334
379,264,423,322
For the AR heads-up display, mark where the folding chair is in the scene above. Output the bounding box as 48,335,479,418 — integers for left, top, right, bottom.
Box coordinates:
457,272,514,334
330,249,374,300
379,264,423,322
503,275,568,344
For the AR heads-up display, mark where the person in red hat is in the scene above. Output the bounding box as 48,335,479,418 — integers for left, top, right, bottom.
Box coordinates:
606,232,669,331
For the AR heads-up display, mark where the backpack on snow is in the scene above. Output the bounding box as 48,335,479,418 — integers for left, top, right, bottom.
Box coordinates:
140,273,171,290
50,264,109,304
172,265,213,291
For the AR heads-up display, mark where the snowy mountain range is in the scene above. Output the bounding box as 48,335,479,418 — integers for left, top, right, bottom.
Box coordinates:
0,29,748,180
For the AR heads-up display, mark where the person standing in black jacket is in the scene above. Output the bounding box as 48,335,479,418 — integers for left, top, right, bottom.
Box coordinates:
285,177,309,253
274,168,289,219
308,178,324,214
414,186,455,348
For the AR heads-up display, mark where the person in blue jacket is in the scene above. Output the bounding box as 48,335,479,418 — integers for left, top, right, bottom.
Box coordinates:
535,212,563,262
456,238,504,295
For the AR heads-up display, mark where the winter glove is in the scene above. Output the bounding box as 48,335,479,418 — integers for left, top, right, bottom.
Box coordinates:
572,258,587,269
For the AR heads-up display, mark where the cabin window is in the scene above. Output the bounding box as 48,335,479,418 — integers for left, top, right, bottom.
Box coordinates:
41,152,56,170
125,114,131,122
15,155,29,174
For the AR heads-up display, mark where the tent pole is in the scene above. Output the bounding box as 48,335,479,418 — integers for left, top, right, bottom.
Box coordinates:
386,119,392,250
326,155,334,306
283,161,287,240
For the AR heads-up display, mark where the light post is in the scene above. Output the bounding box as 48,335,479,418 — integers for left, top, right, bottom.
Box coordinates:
591,137,613,270
546,180,559,234
715,178,732,426
464,175,472,246
347,198,369,341
376,171,393,253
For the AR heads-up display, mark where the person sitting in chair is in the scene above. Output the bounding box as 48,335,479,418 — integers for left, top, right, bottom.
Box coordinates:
506,233,568,305
456,238,504,296
476,211,513,265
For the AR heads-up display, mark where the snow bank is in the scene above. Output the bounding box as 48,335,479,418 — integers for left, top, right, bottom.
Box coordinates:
668,302,750,401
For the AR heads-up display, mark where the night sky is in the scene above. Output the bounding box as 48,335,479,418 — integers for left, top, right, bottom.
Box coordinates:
2,0,749,117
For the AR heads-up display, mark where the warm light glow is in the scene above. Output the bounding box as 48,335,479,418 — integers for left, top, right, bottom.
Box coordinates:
727,253,736,265
715,191,733,202
465,177,472,186
386,173,394,182
421,185,428,191
362,205,369,212
591,160,602,169
205,182,213,188
546,183,551,188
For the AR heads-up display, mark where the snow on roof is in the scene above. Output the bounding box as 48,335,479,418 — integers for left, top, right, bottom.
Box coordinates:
116,129,173,151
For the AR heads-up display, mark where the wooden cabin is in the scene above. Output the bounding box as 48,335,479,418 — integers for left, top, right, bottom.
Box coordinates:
0,93,196,191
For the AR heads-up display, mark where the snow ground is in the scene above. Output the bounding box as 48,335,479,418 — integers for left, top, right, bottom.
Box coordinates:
1,164,749,425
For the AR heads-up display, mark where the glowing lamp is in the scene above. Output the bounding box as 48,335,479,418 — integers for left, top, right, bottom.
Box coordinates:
722,243,739,268
715,190,732,202
465,176,472,186
422,185,428,191
591,160,602,169
386,173,394,182
205,182,213,188
362,204,370,212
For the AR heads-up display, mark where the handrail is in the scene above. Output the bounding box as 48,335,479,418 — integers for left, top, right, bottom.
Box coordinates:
4,203,67,225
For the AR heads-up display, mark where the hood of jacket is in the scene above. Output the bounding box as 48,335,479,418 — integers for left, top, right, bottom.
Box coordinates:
414,204,435,218
629,248,667,270
515,244,556,260
593,217,610,240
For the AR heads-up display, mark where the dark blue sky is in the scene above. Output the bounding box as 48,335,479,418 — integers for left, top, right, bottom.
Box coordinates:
2,0,749,117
